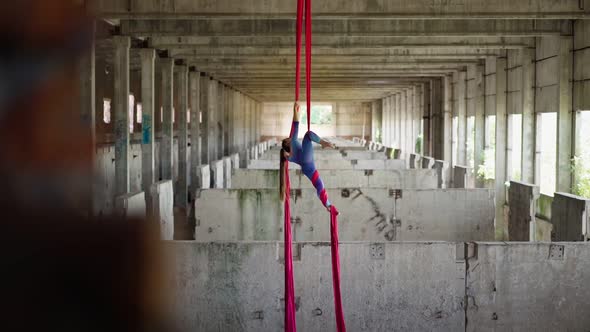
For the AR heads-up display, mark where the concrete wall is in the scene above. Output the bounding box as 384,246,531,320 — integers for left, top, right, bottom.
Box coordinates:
115,191,146,218
248,159,406,171
231,169,438,190
164,241,590,332
552,192,590,241
466,242,590,331
164,241,465,332
150,180,174,240
508,181,541,241
261,102,370,139
193,188,495,242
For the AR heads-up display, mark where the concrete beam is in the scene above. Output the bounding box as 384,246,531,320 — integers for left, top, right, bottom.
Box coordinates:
121,19,567,37
94,0,589,19
150,36,534,49
170,48,503,58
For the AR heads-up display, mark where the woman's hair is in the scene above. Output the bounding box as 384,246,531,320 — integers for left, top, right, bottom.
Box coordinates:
279,138,291,201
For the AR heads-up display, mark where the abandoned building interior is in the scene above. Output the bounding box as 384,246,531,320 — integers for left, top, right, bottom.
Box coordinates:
7,0,590,331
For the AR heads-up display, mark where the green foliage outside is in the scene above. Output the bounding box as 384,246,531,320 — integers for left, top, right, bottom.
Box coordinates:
572,156,590,198
477,149,496,181
415,135,422,154
300,105,333,125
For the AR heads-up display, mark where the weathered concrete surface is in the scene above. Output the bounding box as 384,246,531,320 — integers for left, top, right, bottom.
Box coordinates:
210,160,224,189
115,191,146,218
193,188,495,242
466,242,590,332
552,192,590,241
409,153,419,168
261,148,343,161
164,241,465,332
230,153,240,171
508,181,540,241
421,156,434,169
223,157,232,188
453,165,472,188
341,150,387,160
248,159,349,170
231,169,438,189
196,165,211,189
150,180,174,240
434,160,450,189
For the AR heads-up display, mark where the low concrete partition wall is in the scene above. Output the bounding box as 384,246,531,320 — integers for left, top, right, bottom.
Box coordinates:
150,180,174,240
261,149,343,161
115,191,146,219
196,165,210,189
164,241,465,332
466,242,590,331
421,156,434,169
249,159,353,170
164,241,590,332
508,181,541,241
409,153,419,168
210,160,224,189
193,188,494,242
231,169,438,190
341,150,387,160
552,192,590,241
453,165,473,188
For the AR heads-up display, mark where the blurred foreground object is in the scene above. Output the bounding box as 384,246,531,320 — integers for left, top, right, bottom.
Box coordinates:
0,2,172,331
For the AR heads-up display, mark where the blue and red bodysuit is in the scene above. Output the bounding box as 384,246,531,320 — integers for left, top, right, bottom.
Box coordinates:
288,120,331,208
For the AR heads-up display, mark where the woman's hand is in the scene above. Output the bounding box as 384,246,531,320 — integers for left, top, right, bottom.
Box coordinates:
293,102,301,122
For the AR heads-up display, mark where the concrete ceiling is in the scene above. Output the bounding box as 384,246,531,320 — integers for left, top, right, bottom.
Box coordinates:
93,0,584,102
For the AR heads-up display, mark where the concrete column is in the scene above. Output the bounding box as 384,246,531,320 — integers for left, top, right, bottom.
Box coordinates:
250,100,256,145
228,88,235,154
423,82,432,156
381,98,388,145
189,71,201,193
396,93,402,149
521,48,536,184
175,65,189,212
495,57,508,240
443,75,453,164
557,36,573,192
473,64,486,188
217,82,226,158
372,100,382,143
416,85,423,154
456,70,467,166
199,76,210,164
394,95,398,147
113,36,131,196
400,92,406,153
160,58,174,181
407,88,415,154
139,49,156,193
431,79,444,160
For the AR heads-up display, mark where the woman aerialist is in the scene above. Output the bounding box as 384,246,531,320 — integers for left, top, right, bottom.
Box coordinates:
280,103,336,212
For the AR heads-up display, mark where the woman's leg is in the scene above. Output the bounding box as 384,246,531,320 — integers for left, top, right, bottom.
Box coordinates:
303,166,331,208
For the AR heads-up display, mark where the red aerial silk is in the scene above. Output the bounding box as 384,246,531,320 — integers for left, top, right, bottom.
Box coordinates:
284,0,346,331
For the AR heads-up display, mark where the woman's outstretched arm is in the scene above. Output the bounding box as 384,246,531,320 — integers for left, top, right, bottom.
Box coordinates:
289,102,301,139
